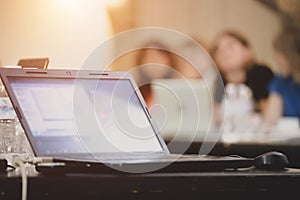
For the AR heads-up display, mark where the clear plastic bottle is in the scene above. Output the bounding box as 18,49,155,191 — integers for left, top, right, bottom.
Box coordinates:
0,82,32,156
223,83,254,132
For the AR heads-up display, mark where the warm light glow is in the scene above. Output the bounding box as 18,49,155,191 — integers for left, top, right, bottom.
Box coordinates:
105,0,125,7
0,0,112,68
58,0,85,10
59,0,79,7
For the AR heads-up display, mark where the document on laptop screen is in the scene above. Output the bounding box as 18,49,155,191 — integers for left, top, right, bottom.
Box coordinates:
8,77,163,156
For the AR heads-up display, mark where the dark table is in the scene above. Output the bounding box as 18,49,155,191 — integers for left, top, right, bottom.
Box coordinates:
168,134,300,168
171,141,300,168
1,167,300,200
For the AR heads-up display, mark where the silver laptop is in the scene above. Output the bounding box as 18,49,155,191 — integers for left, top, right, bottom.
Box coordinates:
0,68,252,173
151,79,213,141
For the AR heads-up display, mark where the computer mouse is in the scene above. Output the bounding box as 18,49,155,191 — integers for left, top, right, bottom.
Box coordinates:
0,159,8,173
254,151,289,170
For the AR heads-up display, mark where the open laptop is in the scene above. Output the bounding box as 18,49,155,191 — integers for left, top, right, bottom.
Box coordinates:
0,68,254,173
151,79,212,141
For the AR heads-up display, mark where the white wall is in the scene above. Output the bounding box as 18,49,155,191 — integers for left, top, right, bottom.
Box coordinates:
0,0,112,69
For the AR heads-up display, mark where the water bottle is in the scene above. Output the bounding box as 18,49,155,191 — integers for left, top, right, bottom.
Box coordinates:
0,83,32,156
223,83,254,132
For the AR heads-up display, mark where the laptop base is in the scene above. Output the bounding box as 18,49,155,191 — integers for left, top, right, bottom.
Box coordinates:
35,155,255,174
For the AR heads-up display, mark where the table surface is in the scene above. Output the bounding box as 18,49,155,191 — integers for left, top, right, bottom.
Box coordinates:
1,117,300,199
2,165,300,200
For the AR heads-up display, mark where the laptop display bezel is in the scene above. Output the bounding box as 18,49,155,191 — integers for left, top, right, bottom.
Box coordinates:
0,68,170,157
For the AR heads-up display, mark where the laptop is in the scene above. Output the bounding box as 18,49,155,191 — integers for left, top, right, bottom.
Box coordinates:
151,79,212,141
0,68,253,173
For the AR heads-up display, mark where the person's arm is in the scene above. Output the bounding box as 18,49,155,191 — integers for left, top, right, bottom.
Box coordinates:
213,103,223,127
263,92,284,126
257,98,268,114
212,77,225,128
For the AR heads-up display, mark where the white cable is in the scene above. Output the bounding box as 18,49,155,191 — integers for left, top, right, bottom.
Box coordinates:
17,156,54,165
13,159,27,200
12,156,54,200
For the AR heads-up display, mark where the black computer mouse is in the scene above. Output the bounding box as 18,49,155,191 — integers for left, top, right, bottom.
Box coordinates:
0,159,8,173
254,151,289,170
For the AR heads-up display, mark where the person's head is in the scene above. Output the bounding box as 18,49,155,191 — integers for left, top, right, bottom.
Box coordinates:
273,24,300,83
136,41,176,80
211,31,254,74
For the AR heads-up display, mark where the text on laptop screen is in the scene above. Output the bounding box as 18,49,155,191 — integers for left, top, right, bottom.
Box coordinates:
8,77,163,155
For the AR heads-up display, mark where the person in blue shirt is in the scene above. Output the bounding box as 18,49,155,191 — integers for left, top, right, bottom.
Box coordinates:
264,23,300,126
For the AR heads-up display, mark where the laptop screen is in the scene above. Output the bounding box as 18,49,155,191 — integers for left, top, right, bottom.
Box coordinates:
7,76,164,156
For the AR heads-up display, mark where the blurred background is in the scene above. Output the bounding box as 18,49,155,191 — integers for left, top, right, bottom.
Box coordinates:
0,0,297,70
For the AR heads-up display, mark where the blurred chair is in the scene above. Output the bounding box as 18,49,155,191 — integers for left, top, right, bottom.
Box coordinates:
17,57,49,69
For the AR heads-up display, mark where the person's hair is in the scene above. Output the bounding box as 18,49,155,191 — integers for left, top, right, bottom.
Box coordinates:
210,30,255,72
274,23,300,83
135,40,175,66
211,30,251,56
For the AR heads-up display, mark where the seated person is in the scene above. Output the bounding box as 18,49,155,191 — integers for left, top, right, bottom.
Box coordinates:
175,37,216,90
264,24,300,126
211,30,274,125
134,41,177,106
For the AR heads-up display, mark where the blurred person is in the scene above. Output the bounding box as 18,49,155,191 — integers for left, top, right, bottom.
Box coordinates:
211,30,274,126
264,24,300,126
134,41,178,106
175,37,216,91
